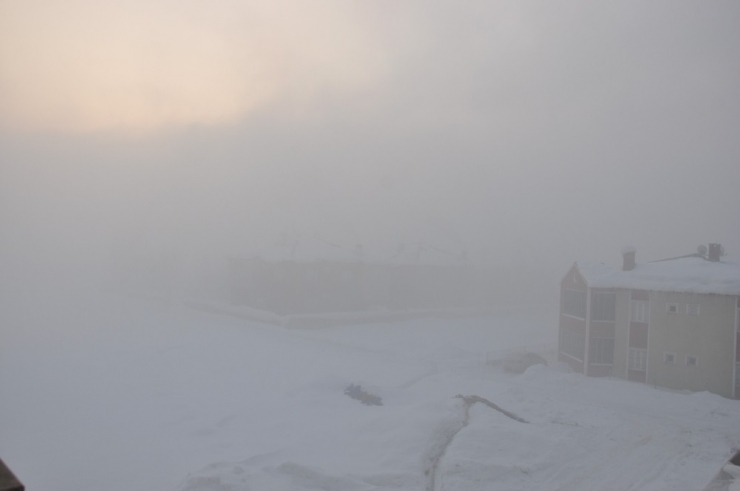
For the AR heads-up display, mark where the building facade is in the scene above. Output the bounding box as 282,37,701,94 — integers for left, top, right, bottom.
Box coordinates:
228,240,483,315
558,245,740,399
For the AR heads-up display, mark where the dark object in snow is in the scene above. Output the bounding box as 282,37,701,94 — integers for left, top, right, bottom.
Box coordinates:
344,384,383,406
0,459,24,491
502,352,547,374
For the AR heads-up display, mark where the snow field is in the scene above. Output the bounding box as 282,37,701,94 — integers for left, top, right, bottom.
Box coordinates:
1,292,739,491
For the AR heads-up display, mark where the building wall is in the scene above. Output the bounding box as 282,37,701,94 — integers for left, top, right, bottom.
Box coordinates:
646,291,736,398
558,262,739,399
587,287,617,377
359,263,392,309
625,290,649,383
229,257,480,314
612,289,630,379
558,265,588,372
734,297,740,399
735,298,740,399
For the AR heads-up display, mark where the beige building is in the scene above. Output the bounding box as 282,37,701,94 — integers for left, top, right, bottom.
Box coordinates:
558,244,740,399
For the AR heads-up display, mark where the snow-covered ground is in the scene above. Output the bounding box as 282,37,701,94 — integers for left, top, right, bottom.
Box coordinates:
1,290,739,491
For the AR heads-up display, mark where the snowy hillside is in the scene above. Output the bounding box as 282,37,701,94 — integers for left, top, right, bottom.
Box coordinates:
1,291,739,491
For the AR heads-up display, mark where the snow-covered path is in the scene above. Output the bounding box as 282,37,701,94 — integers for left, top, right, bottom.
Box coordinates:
1,291,739,491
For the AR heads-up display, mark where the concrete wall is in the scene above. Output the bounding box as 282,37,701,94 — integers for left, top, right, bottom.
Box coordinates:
646,291,736,398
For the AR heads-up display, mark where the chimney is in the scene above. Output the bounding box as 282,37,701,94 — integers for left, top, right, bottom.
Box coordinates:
708,243,722,262
621,245,636,271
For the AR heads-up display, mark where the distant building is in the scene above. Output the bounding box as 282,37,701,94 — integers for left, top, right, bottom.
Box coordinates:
558,244,740,399
229,238,484,315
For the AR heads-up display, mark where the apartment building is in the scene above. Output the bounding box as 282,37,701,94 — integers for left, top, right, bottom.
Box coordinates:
559,244,740,398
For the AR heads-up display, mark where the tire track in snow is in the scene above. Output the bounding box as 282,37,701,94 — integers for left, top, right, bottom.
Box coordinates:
425,395,528,491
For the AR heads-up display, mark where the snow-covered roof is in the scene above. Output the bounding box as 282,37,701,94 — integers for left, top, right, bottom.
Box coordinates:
576,256,740,296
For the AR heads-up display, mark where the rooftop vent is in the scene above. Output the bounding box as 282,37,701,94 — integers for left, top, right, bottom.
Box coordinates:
707,243,723,262
621,245,636,271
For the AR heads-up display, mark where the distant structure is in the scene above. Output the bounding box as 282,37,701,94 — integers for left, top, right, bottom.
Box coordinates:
228,237,492,315
558,244,740,399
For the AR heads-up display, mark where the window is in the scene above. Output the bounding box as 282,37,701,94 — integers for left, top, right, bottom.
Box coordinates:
664,352,676,364
591,292,616,321
561,328,585,361
666,303,679,314
630,300,649,323
628,348,647,371
686,304,700,316
589,338,615,365
563,289,587,319
686,355,698,367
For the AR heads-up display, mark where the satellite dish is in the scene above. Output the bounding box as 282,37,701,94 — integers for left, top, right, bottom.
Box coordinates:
697,245,708,256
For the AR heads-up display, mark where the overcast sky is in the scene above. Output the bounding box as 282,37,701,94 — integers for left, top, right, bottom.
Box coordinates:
1,1,739,289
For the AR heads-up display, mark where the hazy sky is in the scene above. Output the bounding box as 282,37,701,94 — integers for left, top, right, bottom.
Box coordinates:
1,1,739,288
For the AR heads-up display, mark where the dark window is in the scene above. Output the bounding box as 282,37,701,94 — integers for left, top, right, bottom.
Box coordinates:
563,289,587,318
591,292,616,321
589,338,614,364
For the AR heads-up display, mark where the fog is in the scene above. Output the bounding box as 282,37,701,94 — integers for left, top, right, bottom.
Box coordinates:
3,1,739,295
1,2,740,490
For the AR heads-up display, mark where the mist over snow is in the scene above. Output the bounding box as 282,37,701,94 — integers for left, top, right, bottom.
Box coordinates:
1,1,740,490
